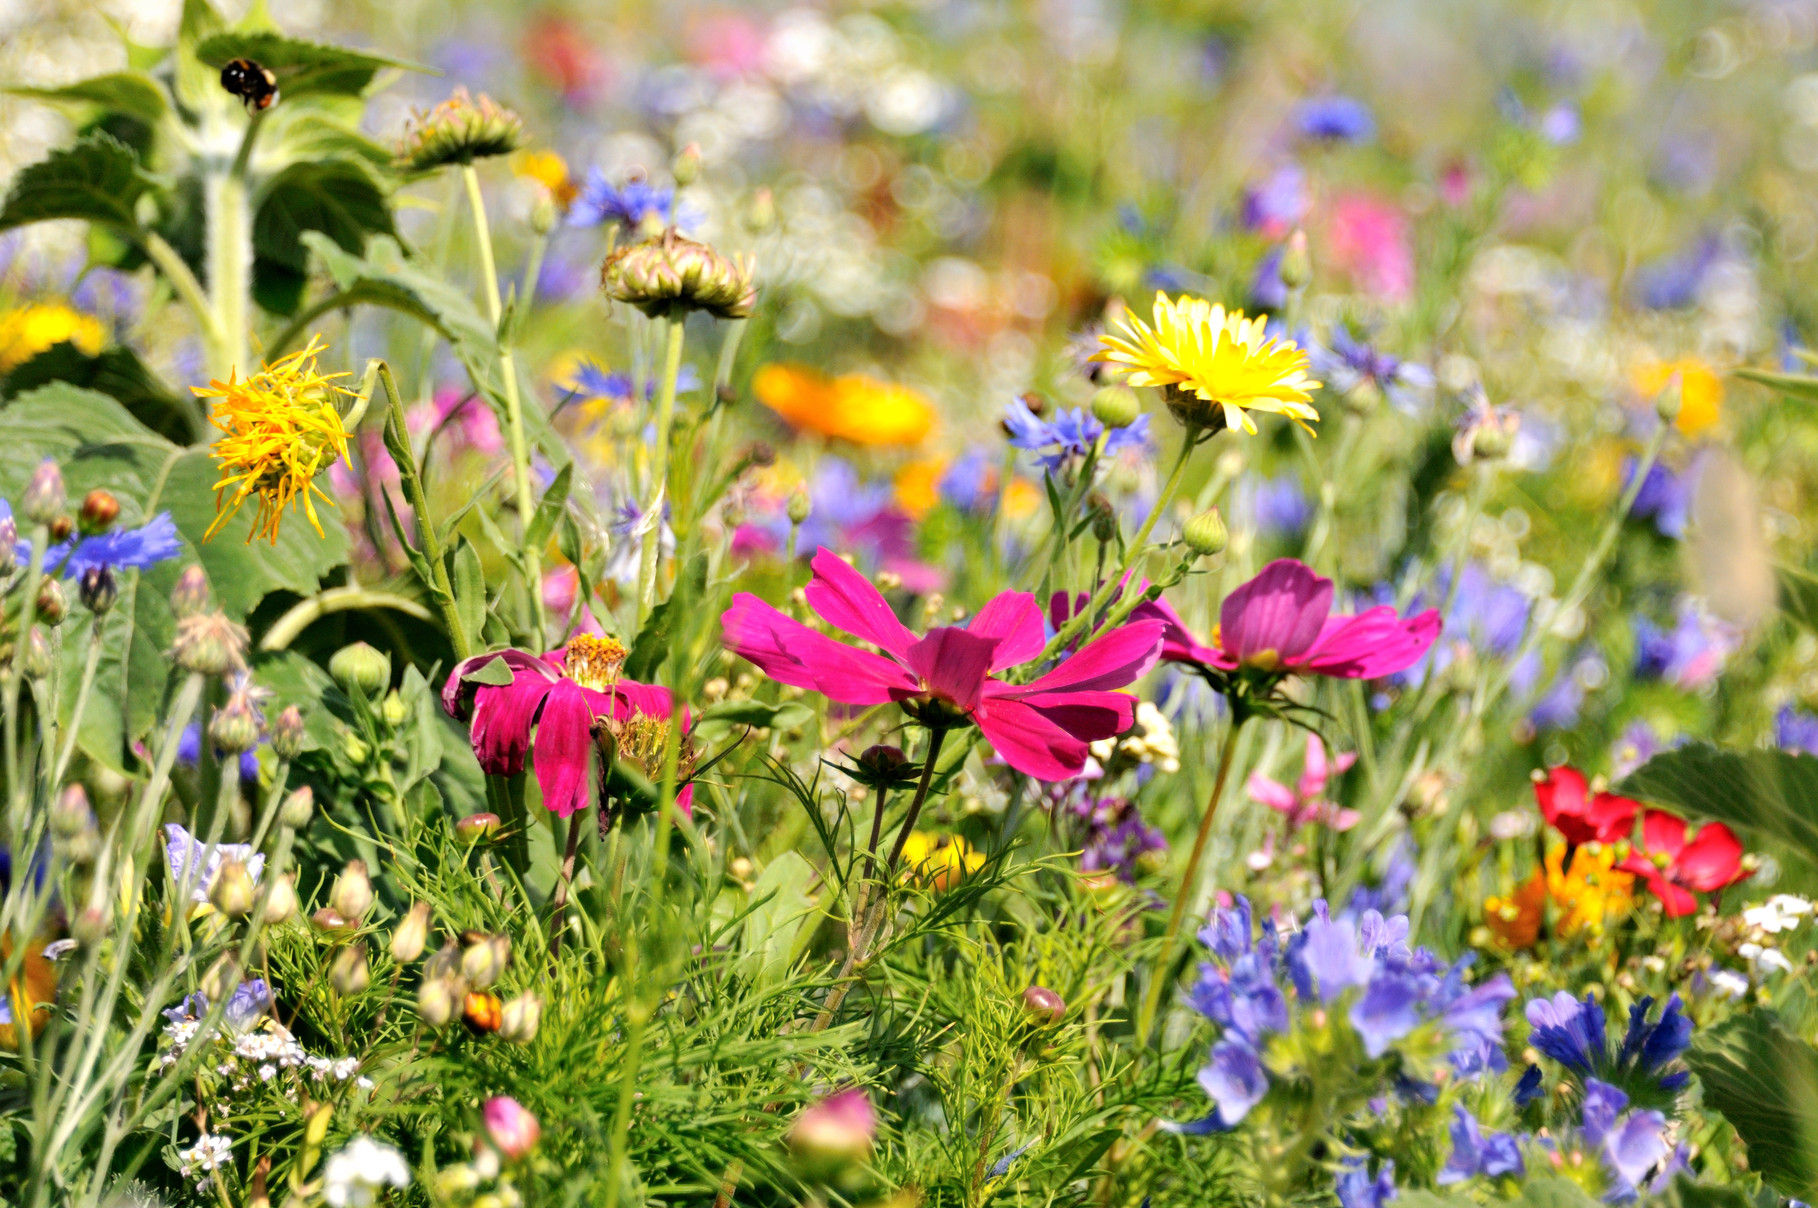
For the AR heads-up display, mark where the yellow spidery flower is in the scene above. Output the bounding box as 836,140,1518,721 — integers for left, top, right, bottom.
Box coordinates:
191,337,352,544
0,302,106,372
1092,292,1321,436
1543,842,1635,937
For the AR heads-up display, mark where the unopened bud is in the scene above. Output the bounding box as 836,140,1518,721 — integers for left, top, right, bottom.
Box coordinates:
210,859,257,918
456,812,501,842
77,489,119,535
208,695,263,755
788,1089,876,1183
78,565,117,615
418,974,463,1028
21,460,64,526
0,514,15,575
279,784,314,828
380,690,409,728
745,186,776,233
1088,493,1118,544
329,943,370,996
263,874,299,925
746,441,776,468
787,486,811,526
1090,385,1141,430
1278,229,1311,291
35,576,66,626
170,566,211,619
311,907,356,935
1021,985,1065,1025
330,860,374,921
499,992,543,1044
672,142,702,187
1472,422,1514,462
1183,507,1229,556
329,642,390,697
391,902,432,963
1654,374,1683,424
200,954,240,1003
21,629,51,678
342,732,370,765
270,707,306,760
461,932,510,989
529,192,558,236
73,903,110,946
51,785,92,838
48,515,71,542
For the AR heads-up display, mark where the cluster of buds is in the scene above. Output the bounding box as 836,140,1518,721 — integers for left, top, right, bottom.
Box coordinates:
395,88,524,173
1452,390,1522,465
167,567,249,678
417,931,540,1043
600,229,757,321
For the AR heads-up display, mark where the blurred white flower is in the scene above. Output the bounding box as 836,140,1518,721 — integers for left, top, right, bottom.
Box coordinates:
178,1133,232,1185
323,1136,410,1207
1743,894,1813,933
1738,941,1794,975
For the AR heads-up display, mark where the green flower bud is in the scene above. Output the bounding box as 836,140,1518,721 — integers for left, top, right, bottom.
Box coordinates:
499,991,543,1044
312,906,356,934
329,642,391,697
461,932,510,989
342,732,371,765
1183,507,1229,556
419,973,463,1027
1654,374,1684,424
787,486,812,525
1090,385,1142,430
1278,229,1311,291
456,811,501,842
72,903,110,947
330,859,374,922
169,566,211,620
380,689,410,728
200,955,241,1004
530,191,558,236
390,902,432,963
208,693,263,755
329,943,370,996
270,706,306,760
21,460,65,526
21,629,51,679
209,859,257,918
672,142,703,187
263,874,298,925
35,576,66,627
279,784,314,829
600,229,758,321
745,186,776,233
51,785,92,838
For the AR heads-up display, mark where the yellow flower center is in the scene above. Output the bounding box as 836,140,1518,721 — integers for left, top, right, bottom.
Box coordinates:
1242,649,1281,672
564,634,627,692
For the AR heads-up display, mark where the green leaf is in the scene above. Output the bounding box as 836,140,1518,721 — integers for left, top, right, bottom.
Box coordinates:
249,648,339,753
449,539,486,653
0,133,155,234
1618,743,1818,866
696,700,814,729
6,73,168,125
254,160,394,276
461,656,515,687
194,31,426,99
1684,1010,1818,1198
524,463,572,553
1736,366,1818,404
624,555,709,685
304,233,495,362
1,341,195,445
737,851,821,989
1778,564,1818,633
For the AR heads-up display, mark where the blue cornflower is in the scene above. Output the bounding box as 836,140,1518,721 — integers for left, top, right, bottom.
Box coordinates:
567,170,688,231
1526,991,1604,1070
1624,459,1690,539
1001,399,1151,472
1631,237,1721,311
1335,1158,1397,1208
1437,1105,1524,1184
1777,705,1818,757
563,359,702,403
1525,993,1691,1101
1581,1079,1672,1201
1309,327,1435,415
938,449,997,512
1236,473,1312,540
1294,96,1376,143
48,512,181,577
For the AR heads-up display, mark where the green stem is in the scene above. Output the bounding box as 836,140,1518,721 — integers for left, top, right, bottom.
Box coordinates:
1135,716,1245,1047
203,155,251,384
379,362,472,660
258,587,433,653
637,318,687,625
5,529,47,834
138,233,221,365
48,613,107,787
600,1008,648,1208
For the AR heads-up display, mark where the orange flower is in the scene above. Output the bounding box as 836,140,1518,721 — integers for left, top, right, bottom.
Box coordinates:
894,460,945,519
0,937,54,1049
754,364,936,446
1632,358,1722,437
1484,871,1546,949
1544,843,1634,937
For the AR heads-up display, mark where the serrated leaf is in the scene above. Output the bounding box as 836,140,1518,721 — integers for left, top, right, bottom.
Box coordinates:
1684,1010,1818,1198
1618,743,1818,866
1735,366,1818,404
0,133,155,234
449,539,486,651
6,73,168,125
254,159,393,275
1,341,195,445
524,463,572,553
194,31,425,99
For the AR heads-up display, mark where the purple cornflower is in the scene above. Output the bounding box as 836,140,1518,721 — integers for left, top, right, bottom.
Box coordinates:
1236,473,1312,540
1631,599,1739,690
1294,96,1375,143
1437,1105,1524,1184
1309,327,1435,415
1777,705,1818,757
1241,165,1309,237
1335,1159,1397,1208
1002,399,1152,472
568,172,691,232
1624,459,1690,539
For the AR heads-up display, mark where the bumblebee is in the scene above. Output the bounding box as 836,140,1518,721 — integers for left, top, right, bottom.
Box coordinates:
219,58,278,111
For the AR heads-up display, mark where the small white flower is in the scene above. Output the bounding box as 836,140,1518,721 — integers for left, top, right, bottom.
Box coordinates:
322,1136,410,1208
1708,968,1750,999
1739,941,1795,975
178,1133,233,1182
1743,894,1814,934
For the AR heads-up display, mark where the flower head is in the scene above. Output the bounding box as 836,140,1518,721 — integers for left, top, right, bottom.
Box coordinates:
1001,397,1152,470
163,823,265,907
482,1096,541,1159
754,364,936,446
1533,766,1638,848
568,169,690,234
1247,734,1359,830
722,549,1162,780
601,228,756,320
0,302,106,371
1295,95,1376,143
1544,843,1635,936
1335,1159,1397,1208
1437,1105,1524,1184
1484,871,1546,949
191,336,352,543
395,88,523,172
512,149,578,210
322,1136,410,1208
1092,293,1321,435
1618,811,1749,916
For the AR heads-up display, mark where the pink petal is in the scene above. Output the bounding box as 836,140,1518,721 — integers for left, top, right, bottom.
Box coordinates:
1302,734,1331,790
972,696,1092,780
470,676,555,776
722,593,916,705
1219,559,1333,665
804,547,918,657
903,627,1000,710
1327,807,1362,831
532,679,603,817
1129,595,1223,665
1677,823,1746,891
997,688,1137,742
676,783,695,817
1297,607,1442,678
1048,590,1089,632
967,592,1047,670
1247,773,1298,814
442,649,556,719
1019,621,1163,694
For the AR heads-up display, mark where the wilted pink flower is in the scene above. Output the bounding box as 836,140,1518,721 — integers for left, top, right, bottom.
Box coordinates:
1135,559,1439,679
1326,194,1414,302
722,549,1162,779
1246,735,1360,830
483,1095,540,1159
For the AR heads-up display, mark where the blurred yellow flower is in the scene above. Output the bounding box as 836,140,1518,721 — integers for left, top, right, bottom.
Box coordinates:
1633,358,1722,436
894,460,944,519
1092,292,1321,436
1484,871,1546,949
753,363,936,446
1003,476,1040,520
1543,843,1634,937
899,831,983,892
192,336,352,544
0,303,105,372
513,149,577,210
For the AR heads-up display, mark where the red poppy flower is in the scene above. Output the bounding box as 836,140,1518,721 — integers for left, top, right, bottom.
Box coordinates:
1619,811,1750,917
1533,765,1637,847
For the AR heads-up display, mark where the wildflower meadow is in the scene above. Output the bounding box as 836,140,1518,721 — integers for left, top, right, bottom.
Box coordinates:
5,0,1818,1205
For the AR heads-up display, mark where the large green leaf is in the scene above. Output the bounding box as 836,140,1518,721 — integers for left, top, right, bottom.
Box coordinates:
194,32,424,99
0,133,156,234
737,851,822,989
1618,743,1818,865
1685,1011,1818,1198
5,73,168,125
254,160,393,273
1,341,196,445
1735,366,1818,404
0,385,347,768
303,233,494,358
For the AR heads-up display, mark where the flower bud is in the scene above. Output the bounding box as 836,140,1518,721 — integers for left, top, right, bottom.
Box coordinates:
48,515,70,542
787,486,812,526
1183,507,1229,557
208,695,263,755
51,785,92,838
170,566,211,619
35,576,66,627
77,565,117,615
672,142,703,188
1654,374,1684,424
330,860,374,922
170,612,249,677
395,88,524,172
788,1088,875,1183
210,859,257,918
424,938,463,981
483,1096,541,1159
21,629,51,679
1090,385,1141,430
390,902,432,963
21,460,65,526
342,732,371,765
600,229,758,321
311,907,356,934
200,955,241,1003
1278,229,1311,291
456,812,501,842
435,1165,483,1200
72,903,110,946
529,192,558,236
1088,493,1117,544
380,690,409,728
77,489,119,535
461,932,510,989
270,707,306,760
263,874,299,925
1342,377,1384,416
463,990,504,1033
329,642,391,697
499,992,543,1044
418,973,463,1027
279,784,314,828
329,943,370,996
1021,985,1065,1025
745,186,776,233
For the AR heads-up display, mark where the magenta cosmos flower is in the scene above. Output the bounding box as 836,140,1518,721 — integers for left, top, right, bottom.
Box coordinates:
1136,558,1440,679
441,635,692,818
721,548,1163,780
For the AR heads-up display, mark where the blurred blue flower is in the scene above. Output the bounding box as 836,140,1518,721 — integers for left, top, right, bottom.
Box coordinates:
1631,237,1721,311
563,359,701,403
1250,245,1289,310
1335,1159,1397,1208
1581,1079,1671,1201
1242,165,1309,236
1002,398,1151,472
47,512,181,577
939,449,998,512
1632,599,1738,689
1624,459,1690,539
568,172,699,232
1309,327,1435,415
1437,1105,1524,1184
1777,705,1818,756
1236,473,1312,540
1295,96,1376,143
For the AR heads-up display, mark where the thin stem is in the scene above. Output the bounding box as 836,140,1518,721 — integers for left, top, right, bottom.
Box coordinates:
548,808,587,960
258,586,433,652
1134,716,1245,1047
5,530,47,832
138,233,220,359
379,362,472,660
637,318,687,625
48,614,107,787
600,1009,647,1208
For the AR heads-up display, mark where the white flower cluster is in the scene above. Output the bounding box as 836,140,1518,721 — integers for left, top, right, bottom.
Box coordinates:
1714,894,1815,990
177,1133,232,1187
1088,701,1180,774
323,1136,410,1208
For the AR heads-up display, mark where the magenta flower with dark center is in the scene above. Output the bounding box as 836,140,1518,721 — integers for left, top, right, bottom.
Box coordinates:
441,635,692,818
1135,558,1440,680
721,548,1164,780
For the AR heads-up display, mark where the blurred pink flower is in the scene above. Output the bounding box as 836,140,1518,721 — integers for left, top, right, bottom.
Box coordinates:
430,386,503,457
543,564,580,615
482,1095,540,1159
1246,735,1360,830
1326,195,1414,302
687,11,769,79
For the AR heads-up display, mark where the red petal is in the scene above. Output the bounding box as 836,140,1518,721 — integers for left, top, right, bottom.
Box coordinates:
1643,872,1701,918
1676,822,1747,891
1640,810,1689,862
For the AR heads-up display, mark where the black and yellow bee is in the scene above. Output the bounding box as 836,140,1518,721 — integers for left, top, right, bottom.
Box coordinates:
219,58,279,111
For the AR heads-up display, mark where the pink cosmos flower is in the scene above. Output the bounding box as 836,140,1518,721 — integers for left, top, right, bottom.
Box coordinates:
1134,558,1440,679
721,548,1163,780
482,1096,541,1159
1247,735,1360,830
441,636,693,819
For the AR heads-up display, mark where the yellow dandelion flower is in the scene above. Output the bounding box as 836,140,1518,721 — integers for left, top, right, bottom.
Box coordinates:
0,302,106,372
1091,292,1322,436
1544,843,1635,937
899,831,984,892
191,337,352,544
